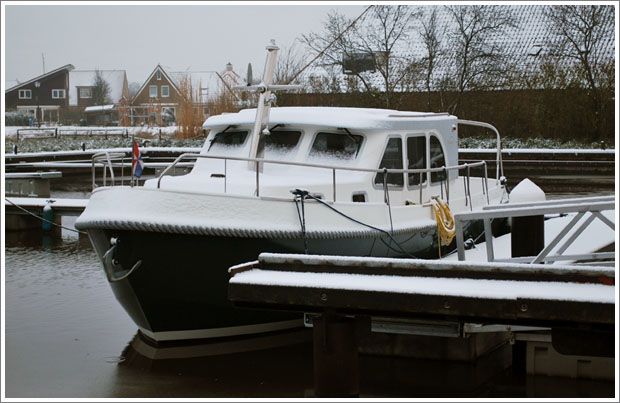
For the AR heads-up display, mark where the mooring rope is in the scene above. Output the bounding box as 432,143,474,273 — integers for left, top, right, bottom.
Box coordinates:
4,198,87,235
431,197,456,258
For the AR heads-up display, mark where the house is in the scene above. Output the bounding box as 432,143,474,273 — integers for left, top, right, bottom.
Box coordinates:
4,64,74,124
131,63,241,126
68,70,130,125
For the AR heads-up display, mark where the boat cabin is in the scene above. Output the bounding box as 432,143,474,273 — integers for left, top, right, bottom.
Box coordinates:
148,107,466,205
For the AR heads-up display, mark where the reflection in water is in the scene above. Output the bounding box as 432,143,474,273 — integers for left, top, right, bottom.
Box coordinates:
4,187,616,398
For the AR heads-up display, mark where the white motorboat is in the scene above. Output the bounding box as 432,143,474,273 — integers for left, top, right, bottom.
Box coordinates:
75,44,508,343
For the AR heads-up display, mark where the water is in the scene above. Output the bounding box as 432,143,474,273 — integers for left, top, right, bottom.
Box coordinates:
3,186,615,398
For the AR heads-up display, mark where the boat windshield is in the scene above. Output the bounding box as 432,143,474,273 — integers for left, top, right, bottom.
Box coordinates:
257,130,302,159
309,132,363,160
207,130,249,153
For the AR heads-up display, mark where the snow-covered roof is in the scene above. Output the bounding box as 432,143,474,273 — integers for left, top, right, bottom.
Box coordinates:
169,68,242,103
84,104,115,113
5,64,75,93
68,70,127,106
303,5,615,92
203,106,455,131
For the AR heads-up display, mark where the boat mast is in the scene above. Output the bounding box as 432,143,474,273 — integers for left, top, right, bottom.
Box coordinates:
247,43,278,167
235,41,301,170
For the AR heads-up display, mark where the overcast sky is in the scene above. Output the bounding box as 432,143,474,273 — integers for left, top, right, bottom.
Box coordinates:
3,3,366,86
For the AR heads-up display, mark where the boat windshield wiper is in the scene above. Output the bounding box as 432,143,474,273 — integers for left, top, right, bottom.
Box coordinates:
267,123,284,133
208,125,237,151
338,127,362,157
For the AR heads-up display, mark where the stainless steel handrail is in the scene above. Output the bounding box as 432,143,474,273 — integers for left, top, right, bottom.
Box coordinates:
156,153,490,204
91,151,127,189
457,119,503,180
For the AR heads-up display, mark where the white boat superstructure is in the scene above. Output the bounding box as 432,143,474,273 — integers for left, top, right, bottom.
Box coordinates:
75,44,508,342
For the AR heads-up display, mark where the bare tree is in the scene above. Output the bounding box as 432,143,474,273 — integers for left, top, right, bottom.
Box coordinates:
274,40,309,86
92,69,112,105
443,5,517,114
544,5,614,139
302,6,422,108
417,7,444,111
128,82,141,100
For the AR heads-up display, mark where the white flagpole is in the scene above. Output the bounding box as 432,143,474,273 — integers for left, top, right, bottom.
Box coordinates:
131,135,135,187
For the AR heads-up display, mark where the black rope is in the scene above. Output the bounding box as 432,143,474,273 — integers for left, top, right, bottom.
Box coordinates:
4,198,87,235
301,193,420,259
291,189,309,254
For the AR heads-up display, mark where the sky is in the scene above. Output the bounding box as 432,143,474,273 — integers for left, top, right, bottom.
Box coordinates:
3,2,366,87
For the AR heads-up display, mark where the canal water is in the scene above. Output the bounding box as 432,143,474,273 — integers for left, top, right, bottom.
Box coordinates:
3,187,615,398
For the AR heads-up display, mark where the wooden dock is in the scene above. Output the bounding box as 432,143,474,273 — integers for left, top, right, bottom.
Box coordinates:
228,253,615,396
5,197,88,217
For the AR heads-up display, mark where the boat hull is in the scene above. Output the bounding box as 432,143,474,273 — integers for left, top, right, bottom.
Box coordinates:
87,225,448,342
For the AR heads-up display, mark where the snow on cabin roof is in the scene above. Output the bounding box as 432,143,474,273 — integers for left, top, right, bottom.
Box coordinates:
203,106,455,131
68,70,126,106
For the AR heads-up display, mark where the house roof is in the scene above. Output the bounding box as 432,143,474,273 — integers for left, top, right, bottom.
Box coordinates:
68,70,127,106
303,5,615,92
5,64,75,93
135,63,242,103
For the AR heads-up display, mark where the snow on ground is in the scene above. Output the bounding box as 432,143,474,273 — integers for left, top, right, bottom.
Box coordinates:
3,125,180,139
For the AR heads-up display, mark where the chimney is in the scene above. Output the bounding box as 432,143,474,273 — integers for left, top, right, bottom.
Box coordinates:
226,62,233,72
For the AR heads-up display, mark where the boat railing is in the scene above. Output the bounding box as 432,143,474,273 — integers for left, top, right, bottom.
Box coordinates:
453,195,615,265
156,153,491,205
91,151,129,189
458,119,503,180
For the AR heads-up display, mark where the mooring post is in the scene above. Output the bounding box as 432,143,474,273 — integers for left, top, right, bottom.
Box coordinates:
312,313,365,397
510,179,546,258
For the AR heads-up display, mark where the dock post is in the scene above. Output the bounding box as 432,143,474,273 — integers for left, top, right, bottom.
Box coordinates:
312,314,360,397
510,179,546,259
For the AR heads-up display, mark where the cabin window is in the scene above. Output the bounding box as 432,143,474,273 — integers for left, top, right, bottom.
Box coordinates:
309,132,363,160
79,87,92,98
208,130,248,151
149,85,157,98
257,130,302,158
374,137,404,186
430,135,447,183
352,192,367,202
407,136,427,186
51,89,66,99
161,85,169,97
18,89,32,99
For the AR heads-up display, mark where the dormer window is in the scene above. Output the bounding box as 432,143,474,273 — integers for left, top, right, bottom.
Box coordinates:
18,89,32,99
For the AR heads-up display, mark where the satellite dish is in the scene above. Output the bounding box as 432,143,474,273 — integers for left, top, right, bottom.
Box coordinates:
246,63,253,86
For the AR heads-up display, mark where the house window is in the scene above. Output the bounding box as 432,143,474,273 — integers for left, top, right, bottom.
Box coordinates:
161,85,169,97
157,70,162,80
79,87,92,98
52,89,66,99
18,89,32,99
149,85,157,98
203,107,209,116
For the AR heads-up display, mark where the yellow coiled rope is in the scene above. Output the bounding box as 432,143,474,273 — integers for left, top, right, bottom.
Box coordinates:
431,197,456,258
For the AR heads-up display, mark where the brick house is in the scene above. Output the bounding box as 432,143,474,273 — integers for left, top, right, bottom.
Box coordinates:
68,70,130,125
131,63,241,126
4,64,74,124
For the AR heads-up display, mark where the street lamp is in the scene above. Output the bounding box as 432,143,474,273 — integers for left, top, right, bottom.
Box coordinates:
34,81,41,127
